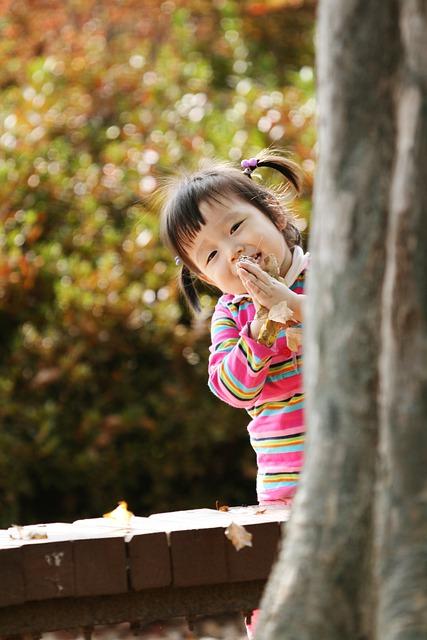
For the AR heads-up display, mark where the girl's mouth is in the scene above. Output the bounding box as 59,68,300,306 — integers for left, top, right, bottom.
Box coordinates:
238,252,262,265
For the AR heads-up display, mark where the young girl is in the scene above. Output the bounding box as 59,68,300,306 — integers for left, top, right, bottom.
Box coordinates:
160,150,309,638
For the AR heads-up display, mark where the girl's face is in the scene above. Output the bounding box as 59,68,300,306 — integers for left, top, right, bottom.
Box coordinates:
186,194,292,295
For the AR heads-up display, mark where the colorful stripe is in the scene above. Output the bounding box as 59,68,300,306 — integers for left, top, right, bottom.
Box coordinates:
209,359,264,402
261,472,300,482
238,338,271,373
247,393,304,418
229,299,253,316
267,356,303,382
214,338,239,353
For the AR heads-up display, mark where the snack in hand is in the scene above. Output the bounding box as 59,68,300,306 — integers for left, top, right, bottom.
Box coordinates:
238,254,295,347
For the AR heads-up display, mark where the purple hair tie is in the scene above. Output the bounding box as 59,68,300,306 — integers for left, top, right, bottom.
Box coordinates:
241,157,258,176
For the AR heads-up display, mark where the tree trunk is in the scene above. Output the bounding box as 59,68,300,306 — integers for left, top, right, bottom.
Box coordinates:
376,2,427,639
257,1,427,638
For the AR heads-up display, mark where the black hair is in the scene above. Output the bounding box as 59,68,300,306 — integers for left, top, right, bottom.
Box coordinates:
160,150,305,313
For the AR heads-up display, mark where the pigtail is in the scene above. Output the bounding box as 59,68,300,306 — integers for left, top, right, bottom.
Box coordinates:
242,152,302,194
180,264,201,313
256,155,302,194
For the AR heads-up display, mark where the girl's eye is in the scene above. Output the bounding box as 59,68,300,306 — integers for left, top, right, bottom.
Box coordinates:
230,221,243,234
207,250,217,264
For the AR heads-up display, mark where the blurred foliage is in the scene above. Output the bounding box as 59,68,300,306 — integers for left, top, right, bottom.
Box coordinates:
0,0,315,526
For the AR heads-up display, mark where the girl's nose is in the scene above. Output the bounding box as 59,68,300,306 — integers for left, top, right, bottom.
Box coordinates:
231,246,244,263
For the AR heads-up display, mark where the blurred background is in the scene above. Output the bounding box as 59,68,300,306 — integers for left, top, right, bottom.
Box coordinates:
0,0,316,527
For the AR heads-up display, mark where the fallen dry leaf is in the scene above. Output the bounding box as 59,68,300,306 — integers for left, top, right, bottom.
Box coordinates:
256,306,269,321
258,318,282,347
9,525,48,540
286,327,303,352
263,254,280,278
103,501,134,526
268,301,294,324
224,522,253,551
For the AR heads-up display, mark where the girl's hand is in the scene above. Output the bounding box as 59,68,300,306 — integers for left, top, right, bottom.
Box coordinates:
237,260,305,323
237,261,289,309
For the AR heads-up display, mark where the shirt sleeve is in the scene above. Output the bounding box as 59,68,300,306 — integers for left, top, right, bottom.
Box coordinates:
208,299,279,408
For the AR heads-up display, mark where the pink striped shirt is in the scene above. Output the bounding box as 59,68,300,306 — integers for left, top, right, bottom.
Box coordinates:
208,265,307,505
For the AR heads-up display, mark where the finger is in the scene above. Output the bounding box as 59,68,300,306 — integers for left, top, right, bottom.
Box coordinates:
238,267,262,289
245,281,262,307
237,261,267,279
237,270,251,287
237,268,270,293
242,272,271,296
242,277,257,295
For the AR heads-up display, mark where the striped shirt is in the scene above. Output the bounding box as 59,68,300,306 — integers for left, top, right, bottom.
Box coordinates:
208,264,307,505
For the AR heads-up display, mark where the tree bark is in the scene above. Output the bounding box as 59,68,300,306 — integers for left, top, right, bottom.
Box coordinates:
376,2,427,639
256,1,408,639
